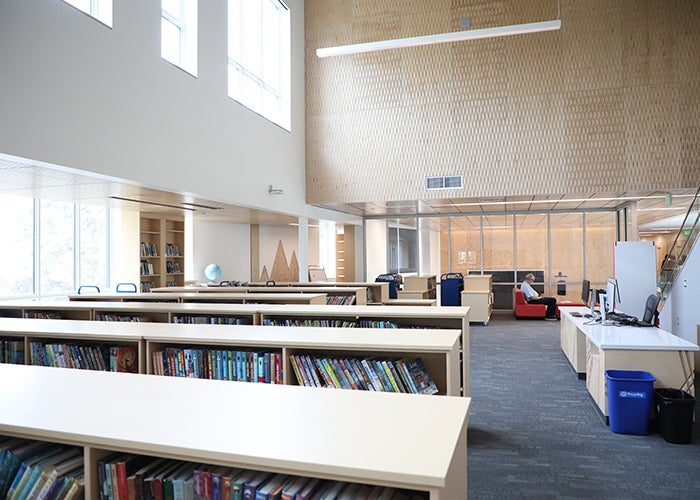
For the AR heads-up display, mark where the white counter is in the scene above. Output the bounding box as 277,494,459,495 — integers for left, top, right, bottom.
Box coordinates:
559,306,696,418
560,306,699,351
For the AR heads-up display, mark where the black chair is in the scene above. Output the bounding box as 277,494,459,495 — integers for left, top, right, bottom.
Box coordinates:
642,294,660,325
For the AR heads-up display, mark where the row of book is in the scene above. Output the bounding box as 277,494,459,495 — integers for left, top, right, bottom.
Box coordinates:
140,261,157,276
0,339,24,365
96,314,153,322
165,243,180,256
151,348,282,384
141,281,156,292
0,438,83,499
171,316,252,325
262,319,358,328
166,261,182,274
97,453,427,500
261,319,401,329
289,354,438,395
324,295,356,305
24,311,63,320
141,242,158,257
29,342,139,373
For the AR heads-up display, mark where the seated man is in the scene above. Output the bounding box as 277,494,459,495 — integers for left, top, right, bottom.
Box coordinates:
520,273,558,320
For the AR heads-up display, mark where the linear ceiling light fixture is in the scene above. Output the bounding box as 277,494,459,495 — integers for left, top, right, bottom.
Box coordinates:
316,19,561,58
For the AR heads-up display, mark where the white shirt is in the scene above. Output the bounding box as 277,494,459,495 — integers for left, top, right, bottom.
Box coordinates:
520,281,539,301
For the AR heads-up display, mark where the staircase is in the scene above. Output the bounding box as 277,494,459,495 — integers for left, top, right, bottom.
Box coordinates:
658,186,700,306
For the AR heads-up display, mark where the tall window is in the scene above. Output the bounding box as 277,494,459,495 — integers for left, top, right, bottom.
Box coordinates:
0,195,34,297
0,194,111,299
228,0,291,130
40,200,76,296
162,0,199,76
62,0,113,27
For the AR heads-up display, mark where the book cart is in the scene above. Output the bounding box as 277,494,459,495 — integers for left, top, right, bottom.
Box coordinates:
0,363,470,499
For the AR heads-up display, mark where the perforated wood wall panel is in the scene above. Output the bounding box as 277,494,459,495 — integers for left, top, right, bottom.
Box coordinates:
305,0,700,205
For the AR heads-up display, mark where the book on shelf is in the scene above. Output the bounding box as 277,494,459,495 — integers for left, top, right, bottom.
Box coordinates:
294,477,325,500
141,242,158,257
172,315,252,325
30,341,132,373
280,476,311,500
165,243,180,256
242,471,273,500
152,347,282,384
23,311,63,320
254,473,292,500
110,346,138,373
0,441,83,500
403,357,439,395
290,354,439,395
0,339,25,364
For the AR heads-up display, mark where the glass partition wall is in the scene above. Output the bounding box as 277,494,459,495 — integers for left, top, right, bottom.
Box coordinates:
368,208,620,309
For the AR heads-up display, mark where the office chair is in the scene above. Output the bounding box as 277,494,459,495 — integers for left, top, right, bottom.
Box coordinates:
642,294,660,325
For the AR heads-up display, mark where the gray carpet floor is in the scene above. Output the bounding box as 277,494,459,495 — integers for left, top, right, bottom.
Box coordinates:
467,311,699,500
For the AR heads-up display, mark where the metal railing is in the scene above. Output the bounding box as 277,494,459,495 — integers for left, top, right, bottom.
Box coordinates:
658,186,700,305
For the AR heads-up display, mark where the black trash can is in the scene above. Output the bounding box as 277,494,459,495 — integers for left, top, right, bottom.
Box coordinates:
654,388,695,444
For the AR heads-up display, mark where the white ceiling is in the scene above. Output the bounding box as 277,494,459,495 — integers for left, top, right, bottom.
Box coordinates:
0,154,696,231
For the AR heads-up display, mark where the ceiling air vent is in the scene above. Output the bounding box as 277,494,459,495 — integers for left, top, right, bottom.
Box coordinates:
426,175,463,190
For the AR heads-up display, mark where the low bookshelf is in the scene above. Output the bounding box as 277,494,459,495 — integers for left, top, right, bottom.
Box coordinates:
0,300,261,326
258,305,471,396
247,282,390,305
0,364,470,499
147,286,370,306
70,292,328,306
0,317,463,397
0,303,471,395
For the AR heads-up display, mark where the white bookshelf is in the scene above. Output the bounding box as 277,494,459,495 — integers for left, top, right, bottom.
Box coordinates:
0,363,470,499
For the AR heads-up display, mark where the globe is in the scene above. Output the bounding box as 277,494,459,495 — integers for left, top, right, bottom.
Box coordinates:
204,263,222,282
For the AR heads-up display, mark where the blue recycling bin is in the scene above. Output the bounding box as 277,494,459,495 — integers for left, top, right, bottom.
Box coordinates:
440,273,464,306
605,369,656,435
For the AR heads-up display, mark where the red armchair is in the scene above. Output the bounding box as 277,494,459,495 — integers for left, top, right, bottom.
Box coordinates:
513,288,547,318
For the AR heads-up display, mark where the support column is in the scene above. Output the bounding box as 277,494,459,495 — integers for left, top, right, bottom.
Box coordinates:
298,217,309,282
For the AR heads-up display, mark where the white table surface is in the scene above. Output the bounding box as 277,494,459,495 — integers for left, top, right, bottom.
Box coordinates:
559,307,699,351
0,363,470,488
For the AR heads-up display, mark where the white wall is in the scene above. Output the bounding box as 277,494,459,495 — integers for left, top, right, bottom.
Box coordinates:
0,0,351,223
365,220,387,282
659,239,700,347
110,209,140,288
191,219,251,283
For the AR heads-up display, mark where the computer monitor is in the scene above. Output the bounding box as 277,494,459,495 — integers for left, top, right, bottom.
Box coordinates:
605,278,620,314
581,279,591,305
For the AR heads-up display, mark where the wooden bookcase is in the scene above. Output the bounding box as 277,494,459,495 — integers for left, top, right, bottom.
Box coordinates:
460,274,493,325
400,275,437,300
335,225,355,282
0,363,470,499
215,281,390,305
139,213,185,292
245,287,367,306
